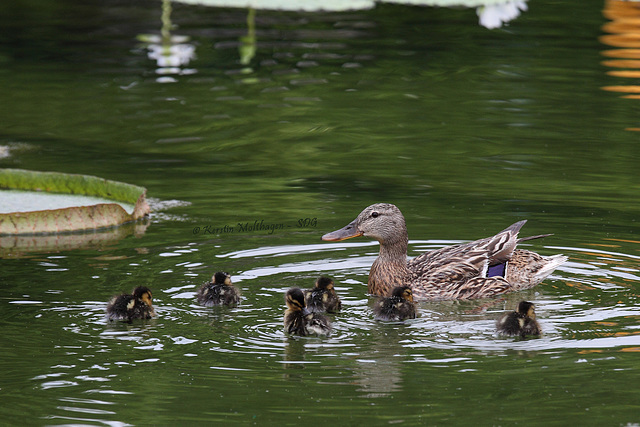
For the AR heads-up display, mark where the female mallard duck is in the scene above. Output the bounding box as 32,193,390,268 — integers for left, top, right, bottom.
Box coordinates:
304,276,342,313
497,301,541,337
284,288,332,336
197,271,240,307
106,286,155,321
373,285,417,321
322,203,567,301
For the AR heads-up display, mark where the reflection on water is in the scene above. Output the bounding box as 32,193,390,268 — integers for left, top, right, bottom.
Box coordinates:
476,0,528,29
144,0,531,84
601,0,640,131
176,0,529,29
0,220,150,257
138,0,197,82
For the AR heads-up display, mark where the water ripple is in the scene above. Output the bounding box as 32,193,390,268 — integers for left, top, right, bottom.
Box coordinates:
19,238,640,414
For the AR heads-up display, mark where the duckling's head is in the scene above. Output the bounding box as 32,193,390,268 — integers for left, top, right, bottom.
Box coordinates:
516,301,535,319
315,276,335,291
391,285,414,302
322,203,407,245
132,286,153,307
213,271,232,286
285,288,311,316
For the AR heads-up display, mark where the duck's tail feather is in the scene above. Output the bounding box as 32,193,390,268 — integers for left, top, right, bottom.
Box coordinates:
533,254,568,283
517,233,554,243
500,219,528,234
507,252,568,291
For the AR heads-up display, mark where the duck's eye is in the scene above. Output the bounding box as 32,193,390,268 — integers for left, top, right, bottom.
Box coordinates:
371,212,379,218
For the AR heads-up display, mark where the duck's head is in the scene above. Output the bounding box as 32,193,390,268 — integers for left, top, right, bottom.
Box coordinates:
285,288,311,316
213,271,232,286
322,203,407,244
315,276,335,291
391,285,414,302
132,286,153,307
516,301,535,319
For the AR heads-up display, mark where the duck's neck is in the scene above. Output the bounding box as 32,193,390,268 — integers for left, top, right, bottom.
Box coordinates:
368,234,411,297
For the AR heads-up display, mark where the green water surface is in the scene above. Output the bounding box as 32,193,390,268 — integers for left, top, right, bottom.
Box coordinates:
2,0,640,425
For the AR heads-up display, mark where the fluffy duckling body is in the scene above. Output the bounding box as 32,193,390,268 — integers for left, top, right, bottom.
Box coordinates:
497,301,541,337
107,286,155,321
284,288,332,336
304,276,342,313
373,286,417,321
197,272,241,307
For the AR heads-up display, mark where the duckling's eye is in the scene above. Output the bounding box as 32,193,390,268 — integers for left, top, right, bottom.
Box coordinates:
371,212,379,218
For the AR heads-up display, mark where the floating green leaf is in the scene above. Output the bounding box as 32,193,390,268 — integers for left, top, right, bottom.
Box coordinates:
0,169,150,235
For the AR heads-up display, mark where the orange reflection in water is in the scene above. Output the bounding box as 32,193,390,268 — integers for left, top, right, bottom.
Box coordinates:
601,0,640,126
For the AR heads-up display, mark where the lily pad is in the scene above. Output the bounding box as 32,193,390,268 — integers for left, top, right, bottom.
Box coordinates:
0,169,150,235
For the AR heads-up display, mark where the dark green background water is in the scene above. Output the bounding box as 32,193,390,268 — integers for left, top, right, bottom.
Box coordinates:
2,0,640,425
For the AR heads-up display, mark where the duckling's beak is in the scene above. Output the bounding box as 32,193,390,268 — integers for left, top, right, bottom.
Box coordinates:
322,220,363,241
302,307,311,316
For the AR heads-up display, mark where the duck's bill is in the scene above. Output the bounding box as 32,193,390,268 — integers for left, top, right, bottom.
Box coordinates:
321,220,363,241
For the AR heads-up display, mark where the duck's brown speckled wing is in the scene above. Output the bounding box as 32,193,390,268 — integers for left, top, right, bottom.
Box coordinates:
447,276,511,300
405,221,532,300
412,273,511,300
409,220,527,269
410,250,489,277
411,252,510,300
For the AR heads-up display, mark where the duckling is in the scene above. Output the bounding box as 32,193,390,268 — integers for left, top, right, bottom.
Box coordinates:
304,276,342,313
106,286,155,321
373,286,417,321
497,301,541,337
197,271,241,307
284,287,332,336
